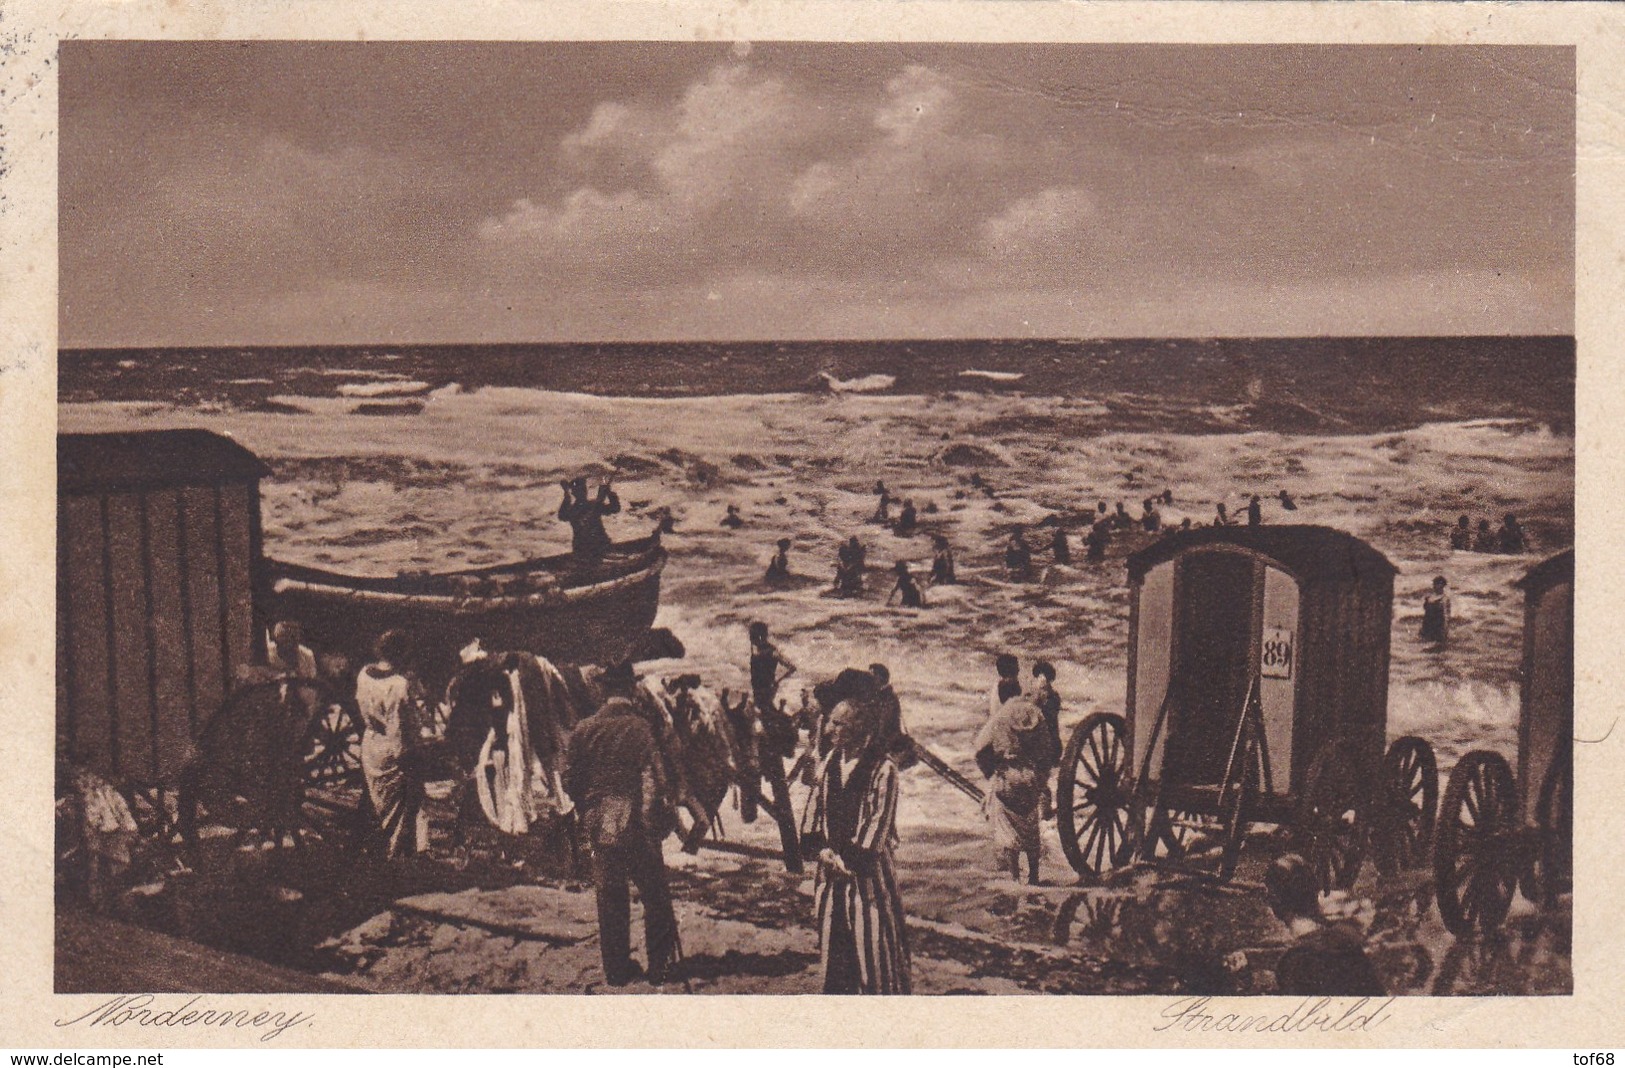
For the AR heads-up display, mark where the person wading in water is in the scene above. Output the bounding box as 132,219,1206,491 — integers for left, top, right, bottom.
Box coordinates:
929,534,957,585
886,560,925,608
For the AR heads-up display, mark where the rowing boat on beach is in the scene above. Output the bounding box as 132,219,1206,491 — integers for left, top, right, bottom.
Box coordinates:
263,535,667,683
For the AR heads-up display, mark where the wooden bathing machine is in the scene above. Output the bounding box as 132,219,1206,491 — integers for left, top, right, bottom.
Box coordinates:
1514,548,1572,832
58,428,670,781
1432,548,1573,935
1053,523,1432,887
57,429,269,786
1124,524,1398,807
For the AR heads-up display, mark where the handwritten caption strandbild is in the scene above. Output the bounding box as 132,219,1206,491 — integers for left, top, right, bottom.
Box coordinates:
1154,996,1396,1035
56,995,315,1043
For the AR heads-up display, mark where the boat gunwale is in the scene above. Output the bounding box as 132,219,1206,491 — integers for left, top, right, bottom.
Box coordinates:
263,535,666,598
270,553,664,612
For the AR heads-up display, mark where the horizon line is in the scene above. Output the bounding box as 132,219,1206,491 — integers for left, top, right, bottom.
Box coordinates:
57,333,1578,352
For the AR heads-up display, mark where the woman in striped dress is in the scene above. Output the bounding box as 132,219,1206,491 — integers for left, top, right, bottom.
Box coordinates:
799,696,911,994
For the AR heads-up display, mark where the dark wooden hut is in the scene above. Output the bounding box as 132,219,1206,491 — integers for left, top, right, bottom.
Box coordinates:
1514,548,1573,828
1124,524,1397,805
57,430,269,784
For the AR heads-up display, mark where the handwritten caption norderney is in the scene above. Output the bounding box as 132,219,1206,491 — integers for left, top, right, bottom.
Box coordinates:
56,995,315,1043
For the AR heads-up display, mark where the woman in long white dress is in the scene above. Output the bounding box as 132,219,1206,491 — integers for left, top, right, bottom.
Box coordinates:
356,629,429,858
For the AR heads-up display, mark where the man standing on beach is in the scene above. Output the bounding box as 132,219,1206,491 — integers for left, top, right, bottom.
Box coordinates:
563,662,680,986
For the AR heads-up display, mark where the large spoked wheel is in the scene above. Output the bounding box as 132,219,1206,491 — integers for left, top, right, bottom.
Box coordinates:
1291,745,1369,892
1533,740,1573,907
1374,735,1439,876
1435,750,1519,938
192,680,329,846
1058,713,1135,880
1143,801,1198,862
304,698,363,785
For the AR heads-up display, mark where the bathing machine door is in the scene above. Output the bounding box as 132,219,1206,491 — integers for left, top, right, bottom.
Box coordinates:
1127,559,1175,780
1257,563,1300,797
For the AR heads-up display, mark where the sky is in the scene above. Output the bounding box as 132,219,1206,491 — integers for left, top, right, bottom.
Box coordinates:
59,42,1574,347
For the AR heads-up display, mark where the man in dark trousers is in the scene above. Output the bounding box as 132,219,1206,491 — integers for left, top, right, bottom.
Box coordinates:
746,622,804,872
563,662,679,986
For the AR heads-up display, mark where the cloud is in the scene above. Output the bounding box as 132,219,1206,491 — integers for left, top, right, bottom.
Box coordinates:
479,63,826,283
480,60,1038,287
980,185,1098,260
61,44,1574,345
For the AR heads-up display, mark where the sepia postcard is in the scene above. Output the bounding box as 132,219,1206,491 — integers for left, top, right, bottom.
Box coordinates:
2,0,1623,1049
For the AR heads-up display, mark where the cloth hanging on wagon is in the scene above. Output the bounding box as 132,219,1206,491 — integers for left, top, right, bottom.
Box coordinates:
476,667,571,834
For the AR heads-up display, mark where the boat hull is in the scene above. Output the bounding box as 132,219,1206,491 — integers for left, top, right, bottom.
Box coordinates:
262,539,666,687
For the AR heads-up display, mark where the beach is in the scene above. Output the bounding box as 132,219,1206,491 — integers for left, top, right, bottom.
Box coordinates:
58,339,1575,994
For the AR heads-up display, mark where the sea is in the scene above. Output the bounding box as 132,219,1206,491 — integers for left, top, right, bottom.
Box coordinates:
60,335,1574,433
58,335,1576,993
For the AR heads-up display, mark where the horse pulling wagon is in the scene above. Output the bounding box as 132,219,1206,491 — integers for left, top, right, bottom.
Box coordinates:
1057,526,1438,891
1433,549,1573,938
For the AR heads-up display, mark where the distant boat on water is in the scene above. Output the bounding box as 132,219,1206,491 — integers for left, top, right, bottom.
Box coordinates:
816,370,896,394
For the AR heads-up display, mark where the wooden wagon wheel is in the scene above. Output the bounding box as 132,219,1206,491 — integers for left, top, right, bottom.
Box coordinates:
114,781,199,879
1434,750,1519,938
1373,736,1439,876
1531,738,1573,906
303,698,363,785
1057,713,1135,880
192,679,329,849
1291,744,1369,892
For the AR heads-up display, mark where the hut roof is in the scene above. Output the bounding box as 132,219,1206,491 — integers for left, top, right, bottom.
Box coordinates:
1514,548,1573,593
59,429,270,495
1126,524,1397,585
